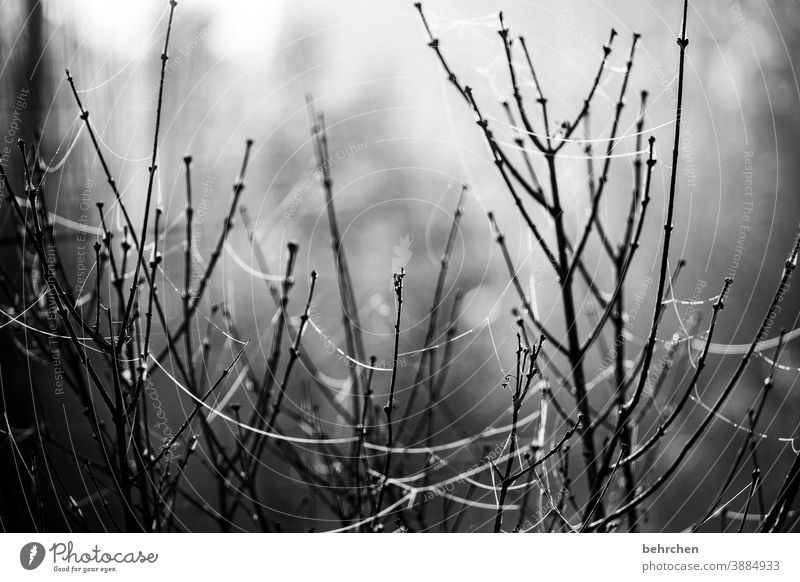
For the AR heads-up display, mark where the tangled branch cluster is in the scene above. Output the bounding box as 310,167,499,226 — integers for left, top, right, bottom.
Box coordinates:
1,0,798,533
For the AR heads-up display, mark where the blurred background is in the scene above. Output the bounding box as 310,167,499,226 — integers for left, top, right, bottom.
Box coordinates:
1,0,799,531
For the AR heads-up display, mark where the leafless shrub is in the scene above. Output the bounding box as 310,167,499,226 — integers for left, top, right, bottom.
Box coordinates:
1,0,798,533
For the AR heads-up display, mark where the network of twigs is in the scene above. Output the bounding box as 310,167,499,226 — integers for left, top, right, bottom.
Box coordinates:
1,0,799,532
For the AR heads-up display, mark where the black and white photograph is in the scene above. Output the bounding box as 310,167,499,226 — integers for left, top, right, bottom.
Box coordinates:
0,0,799,578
